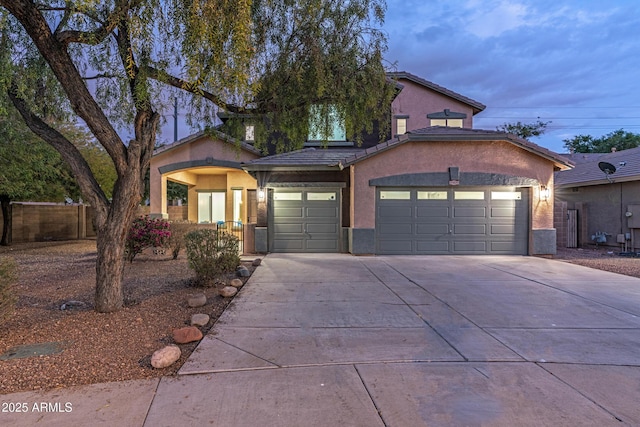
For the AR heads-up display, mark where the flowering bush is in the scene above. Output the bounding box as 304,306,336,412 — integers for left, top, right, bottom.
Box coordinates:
125,216,172,262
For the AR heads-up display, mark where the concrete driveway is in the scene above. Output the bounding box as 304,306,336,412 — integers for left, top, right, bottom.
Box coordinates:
6,254,639,426
144,254,640,426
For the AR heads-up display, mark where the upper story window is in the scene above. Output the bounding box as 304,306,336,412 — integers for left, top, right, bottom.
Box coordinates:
395,115,408,135
308,105,346,142
427,109,466,128
245,124,255,142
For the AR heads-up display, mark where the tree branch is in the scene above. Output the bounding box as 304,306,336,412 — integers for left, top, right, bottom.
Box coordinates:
144,66,246,114
1,0,128,174
7,87,109,213
54,0,142,46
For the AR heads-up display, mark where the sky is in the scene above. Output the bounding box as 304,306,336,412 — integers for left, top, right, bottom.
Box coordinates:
382,0,640,153
158,0,640,154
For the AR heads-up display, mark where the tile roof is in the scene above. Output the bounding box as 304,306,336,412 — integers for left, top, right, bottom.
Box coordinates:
555,146,640,187
386,71,486,114
340,127,573,170
244,148,364,170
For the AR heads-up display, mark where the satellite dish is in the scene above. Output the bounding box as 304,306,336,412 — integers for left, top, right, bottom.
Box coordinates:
598,162,616,175
598,161,616,183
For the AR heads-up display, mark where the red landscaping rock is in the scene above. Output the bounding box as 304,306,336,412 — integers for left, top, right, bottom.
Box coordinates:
172,326,203,344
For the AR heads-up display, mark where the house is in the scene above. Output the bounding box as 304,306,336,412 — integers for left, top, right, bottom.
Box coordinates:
554,146,640,251
149,71,573,255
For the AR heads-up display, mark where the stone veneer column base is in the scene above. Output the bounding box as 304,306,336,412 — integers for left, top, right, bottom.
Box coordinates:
532,229,557,255
348,228,375,255
255,227,268,253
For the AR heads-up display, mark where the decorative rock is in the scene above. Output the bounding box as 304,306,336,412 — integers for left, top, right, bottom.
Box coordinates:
219,286,238,298
151,345,181,369
172,326,203,344
252,258,262,267
187,293,207,308
60,300,87,310
230,278,243,288
190,313,210,327
236,266,250,277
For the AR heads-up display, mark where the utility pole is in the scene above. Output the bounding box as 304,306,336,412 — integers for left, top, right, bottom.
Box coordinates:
173,97,178,142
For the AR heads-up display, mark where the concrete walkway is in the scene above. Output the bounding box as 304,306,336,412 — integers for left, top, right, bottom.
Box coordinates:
3,254,640,426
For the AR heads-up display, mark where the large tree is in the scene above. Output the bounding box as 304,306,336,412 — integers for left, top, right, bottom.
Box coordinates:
563,129,640,153
0,0,394,312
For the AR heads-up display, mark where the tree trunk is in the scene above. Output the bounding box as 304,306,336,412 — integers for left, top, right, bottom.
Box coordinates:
1,196,12,246
93,173,142,312
92,112,158,313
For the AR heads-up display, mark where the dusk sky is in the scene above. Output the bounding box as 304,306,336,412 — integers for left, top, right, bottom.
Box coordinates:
383,0,640,153
160,1,640,154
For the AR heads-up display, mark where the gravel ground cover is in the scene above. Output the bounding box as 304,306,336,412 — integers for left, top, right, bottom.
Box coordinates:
0,240,638,394
0,240,255,395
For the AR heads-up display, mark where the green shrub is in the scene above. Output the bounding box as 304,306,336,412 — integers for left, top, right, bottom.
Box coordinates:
0,257,18,325
166,220,197,260
185,228,240,286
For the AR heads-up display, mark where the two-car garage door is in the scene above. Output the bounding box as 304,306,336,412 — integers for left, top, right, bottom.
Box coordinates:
376,187,529,255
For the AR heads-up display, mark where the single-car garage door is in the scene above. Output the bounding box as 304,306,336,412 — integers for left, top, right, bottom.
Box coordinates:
376,187,528,255
270,188,340,252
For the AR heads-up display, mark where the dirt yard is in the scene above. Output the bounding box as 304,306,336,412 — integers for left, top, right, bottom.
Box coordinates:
1,240,639,395
0,240,256,395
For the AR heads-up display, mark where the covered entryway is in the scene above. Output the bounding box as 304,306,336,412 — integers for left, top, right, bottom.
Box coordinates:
269,188,341,252
376,186,529,254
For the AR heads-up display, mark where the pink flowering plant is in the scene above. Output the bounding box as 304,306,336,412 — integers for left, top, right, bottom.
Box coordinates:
125,216,172,262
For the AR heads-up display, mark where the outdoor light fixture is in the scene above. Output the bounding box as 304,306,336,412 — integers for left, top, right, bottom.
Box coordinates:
540,185,550,201
258,188,265,201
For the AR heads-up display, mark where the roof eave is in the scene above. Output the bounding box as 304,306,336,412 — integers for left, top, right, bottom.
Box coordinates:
242,165,340,172
556,174,640,189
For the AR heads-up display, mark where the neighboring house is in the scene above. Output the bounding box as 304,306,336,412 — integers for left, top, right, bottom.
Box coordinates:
554,146,640,251
149,71,572,255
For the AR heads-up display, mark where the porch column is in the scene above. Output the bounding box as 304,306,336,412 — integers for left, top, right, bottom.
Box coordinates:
150,171,168,219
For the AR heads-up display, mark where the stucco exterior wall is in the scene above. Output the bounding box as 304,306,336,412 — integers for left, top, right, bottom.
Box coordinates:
350,140,556,230
149,135,259,217
555,181,640,250
391,79,475,135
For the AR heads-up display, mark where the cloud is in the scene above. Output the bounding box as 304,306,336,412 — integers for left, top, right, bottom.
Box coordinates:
463,0,529,39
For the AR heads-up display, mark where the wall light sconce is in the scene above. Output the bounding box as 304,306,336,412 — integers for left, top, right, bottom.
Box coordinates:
540,185,550,201
258,188,265,201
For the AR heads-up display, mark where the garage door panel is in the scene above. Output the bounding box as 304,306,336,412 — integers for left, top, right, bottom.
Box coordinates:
454,224,486,235
491,224,516,235
454,207,486,218
378,240,413,253
273,223,304,233
416,240,450,252
379,206,413,218
306,207,338,218
272,239,304,250
453,241,487,252
491,241,520,252
376,187,528,255
379,223,413,235
307,223,337,233
274,207,303,218
492,207,516,217
306,239,339,250
416,206,450,218
416,223,449,235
